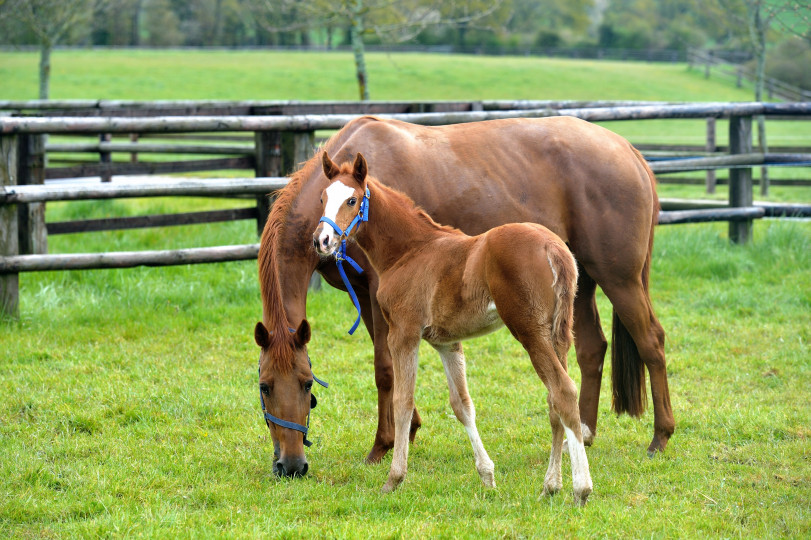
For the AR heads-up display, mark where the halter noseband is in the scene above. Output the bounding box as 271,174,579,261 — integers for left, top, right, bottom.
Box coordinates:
318,187,370,335
259,328,328,447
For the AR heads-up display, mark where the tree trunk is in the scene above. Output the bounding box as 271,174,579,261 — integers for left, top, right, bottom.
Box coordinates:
750,2,769,196
131,0,142,46
350,0,369,101
39,41,52,100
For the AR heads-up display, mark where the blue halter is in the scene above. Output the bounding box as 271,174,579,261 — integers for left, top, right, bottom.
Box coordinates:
259,328,329,447
318,187,370,335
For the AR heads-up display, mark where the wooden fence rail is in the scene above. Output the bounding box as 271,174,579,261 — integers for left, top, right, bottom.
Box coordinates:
2,101,810,318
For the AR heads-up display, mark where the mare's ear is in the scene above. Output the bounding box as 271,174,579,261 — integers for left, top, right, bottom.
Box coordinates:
293,319,311,348
254,322,270,348
352,153,368,186
322,151,340,180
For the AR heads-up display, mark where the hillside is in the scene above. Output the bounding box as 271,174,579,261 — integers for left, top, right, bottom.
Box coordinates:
0,49,761,102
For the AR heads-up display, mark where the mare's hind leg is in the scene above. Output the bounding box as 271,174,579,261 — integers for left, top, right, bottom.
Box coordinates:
601,277,674,454
432,342,495,488
572,267,607,446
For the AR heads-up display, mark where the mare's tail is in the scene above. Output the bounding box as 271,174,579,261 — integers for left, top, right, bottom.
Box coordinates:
610,146,658,418
546,241,578,366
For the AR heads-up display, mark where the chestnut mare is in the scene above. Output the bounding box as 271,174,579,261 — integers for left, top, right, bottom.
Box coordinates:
314,152,592,501
255,115,673,477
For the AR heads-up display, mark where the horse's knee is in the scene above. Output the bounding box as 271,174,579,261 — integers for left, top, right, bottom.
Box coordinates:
374,361,394,391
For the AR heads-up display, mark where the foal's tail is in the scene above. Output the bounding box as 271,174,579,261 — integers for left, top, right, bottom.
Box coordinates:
546,241,578,365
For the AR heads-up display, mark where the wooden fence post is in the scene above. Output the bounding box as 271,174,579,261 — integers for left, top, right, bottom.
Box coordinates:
1,134,20,318
17,134,47,255
705,117,717,194
254,130,281,236
729,115,754,244
253,130,314,235
100,133,112,182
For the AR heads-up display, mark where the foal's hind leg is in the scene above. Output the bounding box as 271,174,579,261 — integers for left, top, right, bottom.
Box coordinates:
532,339,592,505
433,342,495,488
543,392,565,496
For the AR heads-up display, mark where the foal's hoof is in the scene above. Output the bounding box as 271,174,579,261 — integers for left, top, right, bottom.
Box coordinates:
381,474,404,493
479,469,496,489
574,488,592,507
542,480,562,497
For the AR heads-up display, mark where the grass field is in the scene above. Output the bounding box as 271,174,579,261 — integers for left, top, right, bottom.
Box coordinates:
1,49,810,538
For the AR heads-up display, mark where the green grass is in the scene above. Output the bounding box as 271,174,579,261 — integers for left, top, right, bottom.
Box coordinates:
1,49,810,537
0,49,765,102
1,214,810,538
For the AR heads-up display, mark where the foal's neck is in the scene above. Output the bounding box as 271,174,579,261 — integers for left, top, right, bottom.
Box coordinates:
355,178,455,273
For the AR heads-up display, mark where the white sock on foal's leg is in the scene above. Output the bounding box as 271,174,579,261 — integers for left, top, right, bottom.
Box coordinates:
563,425,593,505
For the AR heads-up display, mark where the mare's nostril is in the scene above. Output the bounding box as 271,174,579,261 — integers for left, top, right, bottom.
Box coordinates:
301,462,309,476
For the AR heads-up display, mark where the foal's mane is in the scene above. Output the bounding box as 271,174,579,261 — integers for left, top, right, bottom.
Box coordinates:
348,167,459,237
257,151,322,371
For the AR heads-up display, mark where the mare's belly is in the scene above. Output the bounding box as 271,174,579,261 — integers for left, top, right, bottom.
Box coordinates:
422,301,503,345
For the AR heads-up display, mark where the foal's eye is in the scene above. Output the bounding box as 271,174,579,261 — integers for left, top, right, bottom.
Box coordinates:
304,381,313,392
347,197,357,207
259,383,270,395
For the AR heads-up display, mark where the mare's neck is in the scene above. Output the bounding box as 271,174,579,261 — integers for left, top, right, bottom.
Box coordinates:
354,179,452,274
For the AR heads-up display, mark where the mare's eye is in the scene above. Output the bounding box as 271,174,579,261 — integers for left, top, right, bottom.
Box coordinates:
304,381,313,392
347,197,357,207
259,383,270,395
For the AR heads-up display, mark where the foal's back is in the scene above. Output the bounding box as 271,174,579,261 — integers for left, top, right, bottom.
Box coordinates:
380,219,575,351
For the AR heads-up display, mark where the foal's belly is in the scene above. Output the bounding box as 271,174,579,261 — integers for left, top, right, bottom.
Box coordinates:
422,301,504,345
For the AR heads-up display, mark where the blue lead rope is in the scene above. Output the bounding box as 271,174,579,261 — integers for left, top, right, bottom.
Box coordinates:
319,188,370,335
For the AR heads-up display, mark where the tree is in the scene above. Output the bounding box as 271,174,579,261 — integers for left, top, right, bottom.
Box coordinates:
712,0,811,195
251,0,506,100
0,0,108,99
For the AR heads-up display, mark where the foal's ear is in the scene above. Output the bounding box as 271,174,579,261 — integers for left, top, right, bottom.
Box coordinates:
322,151,340,180
293,319,311,348
352,153,368,186
254,322,271,348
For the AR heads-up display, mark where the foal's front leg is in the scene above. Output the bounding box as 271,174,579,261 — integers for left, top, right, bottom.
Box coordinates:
381,328,421,493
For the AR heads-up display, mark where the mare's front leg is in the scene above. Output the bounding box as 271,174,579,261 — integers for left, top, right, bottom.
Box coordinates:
433,343,495,488
381,325,421,493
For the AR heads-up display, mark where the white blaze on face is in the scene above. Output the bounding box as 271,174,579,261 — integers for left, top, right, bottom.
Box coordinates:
318,181,357,255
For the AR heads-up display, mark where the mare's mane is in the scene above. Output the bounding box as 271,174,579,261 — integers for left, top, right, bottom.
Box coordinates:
257,148,323,371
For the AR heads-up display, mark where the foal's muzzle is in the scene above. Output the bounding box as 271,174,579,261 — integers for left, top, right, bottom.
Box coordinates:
313,224,338,256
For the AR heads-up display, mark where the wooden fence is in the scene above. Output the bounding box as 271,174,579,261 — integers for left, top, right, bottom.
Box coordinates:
1,101,810,318
688,49,811,102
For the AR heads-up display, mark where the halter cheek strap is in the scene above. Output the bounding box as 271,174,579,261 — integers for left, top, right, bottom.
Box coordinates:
318,188,370,335
259,328,329,447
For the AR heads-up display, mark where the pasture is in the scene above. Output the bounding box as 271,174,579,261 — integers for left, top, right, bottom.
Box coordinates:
1,49,810,537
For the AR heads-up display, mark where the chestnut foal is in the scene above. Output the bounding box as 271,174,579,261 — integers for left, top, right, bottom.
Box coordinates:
313,152,592,504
